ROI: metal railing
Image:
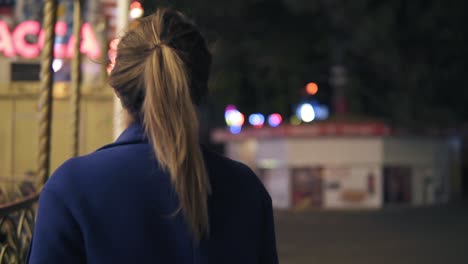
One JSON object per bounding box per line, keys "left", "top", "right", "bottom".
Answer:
{"left": 0, "top": 193, "right": 39, "bottom": 264}
{"left": 0, "top": 0, "right": 86, "bottom": 262}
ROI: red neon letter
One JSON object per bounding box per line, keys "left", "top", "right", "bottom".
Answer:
{"left": 12, "top": 20, "right": 41, "bottom": 59}
{"left": 0, "top": 21, "right": 15, "bottom": 57}
{"left": 38, "top": 21, "right": 69, "bottom": 59}
{"left": 81, "top": 23, "right": 101, "bottom": 59}
{"left": 67, "top": 23, "right": 101, "bottom": 60}
{"left": 66, "top": 35, "right": 75, "bottom": 58}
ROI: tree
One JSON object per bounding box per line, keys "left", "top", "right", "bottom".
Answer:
{"left": 141, "top": 0, "right": 468, "bottom": 127}
{"left": 316, "top": 0, "right": 468, "bottom": 126}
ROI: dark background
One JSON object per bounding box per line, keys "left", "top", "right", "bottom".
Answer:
{"left": 140, "top": 0, "right": 468, "bottom": 197}
{"left": 142, "top": 0, "right": 467, "bottom": 128}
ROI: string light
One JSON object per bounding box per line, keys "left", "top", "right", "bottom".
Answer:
{"left": 306, "top": 82, "right": 319, "bottom": 95}
{"left": 298, "top": 103, "right": 315, "bottom": 122}
{"left": 249, "top": 113, "right": 265, "bottom": 128}
{"left": 268, "top": 113, "right": 283, "bottom": 127}
{"left": 129, "top": 1, "right": 144, "bottom": 20}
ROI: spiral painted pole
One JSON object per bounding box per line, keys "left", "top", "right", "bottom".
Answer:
{"left": 38, "top": 0, "right": 58, "bottom": 184}
{"left": 71, "top": 0, "right": 83, "bottom": 157}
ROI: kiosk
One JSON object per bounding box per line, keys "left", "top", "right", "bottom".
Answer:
{"left": 212, "top": 122, "right": 461, "bottom": 209}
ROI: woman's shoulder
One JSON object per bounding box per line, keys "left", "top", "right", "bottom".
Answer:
{"left": 45, "top": 141, "right": 154, "bottom": 192}
{"left": 42, "top": 155, "right": 93, "bottom": 197}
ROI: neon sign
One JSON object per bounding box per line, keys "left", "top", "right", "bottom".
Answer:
{"left": 0, "top": 20, "right": 101, "bottom": 59}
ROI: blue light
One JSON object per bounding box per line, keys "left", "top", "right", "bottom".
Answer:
{"left": 314, "top": 105, "right": 330, "bottom": 120}
{"left": 225, "top": 104, "right": 236, "bottom": 111}
{"left": 229, "top": 125, "right": 242, "bottom": 134}
{"left": 248, "top": 113, "right": 265, "bottom": 128}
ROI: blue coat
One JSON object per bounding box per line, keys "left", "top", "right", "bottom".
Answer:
{"left": 27, "top": 123, "right": 278, "bottom": 264}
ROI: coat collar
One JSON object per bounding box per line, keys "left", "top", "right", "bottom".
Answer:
{"left": 97, "top": 123, "right": 147, "bottom": 151}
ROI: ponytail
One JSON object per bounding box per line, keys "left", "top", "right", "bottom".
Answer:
{"left": 143, "top": 41, "right": 211, "bottom": 240}
{"left": 109, "top": 8, "right": 212, "bottom": 241}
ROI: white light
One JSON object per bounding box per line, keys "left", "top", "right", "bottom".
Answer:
{"left": 130, "top": 7, "right": 144, "bottom": 19}
{"left": 299, "top": 103, "right": 315, "bottom": 123}
{"left": 52, "top": 59, "right": 63, "bottom": 73}
{"left": 225, "top": 110, "right": 236, "bottom": 126}
{"left": 225, "top": 109, "right": 245, "bottom": 127}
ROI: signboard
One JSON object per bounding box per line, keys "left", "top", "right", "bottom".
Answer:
{"left": 0, "top": 20, "right": 101, "bottom": 59}
{"left": 291, "top": 167, "right": 323, "bottom": 209}
{"left": 323, "top": 165, "right": 382, "bottom": 208}
{"left": 212, "top": 123, "right": 391, "bottom": 142}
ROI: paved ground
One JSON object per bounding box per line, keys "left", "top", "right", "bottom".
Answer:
{"left": 275, "top": 202, "right": 468, "bottom": 264}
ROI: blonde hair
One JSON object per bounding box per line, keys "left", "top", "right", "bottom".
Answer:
{"left": 109, "top": 9, "right": 212, "bottom": 240}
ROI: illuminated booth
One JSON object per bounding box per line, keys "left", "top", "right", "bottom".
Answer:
{"left": 0, "top": 1, "right": 116, "bottom": 187}
{"left": 212, "top": 122, "right": 462, "bottom": 210}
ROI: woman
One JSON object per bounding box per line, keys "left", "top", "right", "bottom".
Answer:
{"left": 27, "top": 8, "right": 278, "bottom": 264}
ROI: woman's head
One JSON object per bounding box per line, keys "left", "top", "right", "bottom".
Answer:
{"left": 109, "top": 8, "right": 212, "bottom": 241}
{"left": 109, "top": 9, "right": 211, "bottom": 117}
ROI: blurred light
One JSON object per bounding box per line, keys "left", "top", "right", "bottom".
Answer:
{"left": 0, "top": 21, "right": 15, "bottom": 57}
{"left": 236, "top": 112, "right": 245, "bottom": 126}
{"left": 258, "top": 159, "right": 280, "bottom": 169}
{"left": 12, "top": 20, "right": 41, "bottom": 58}
{"left": 298, "top": 103, "right": 315, "bottom": 122}
{"left": 290, "top": 115, "right": 301, "bottom": 126}
{"left": 306, "top": 82, "right": 319, "bottom": 95}
{"left": 249, "top": 113, "right": 265, "bottom": 128}
{"left": 313, "top": 105, "right": 330, "bottom": 120}
{"left": 130, "top": 1, "right": 144, "bottom": 19}
{"left": 229, "top": 125, "right": 242, "bottom": 134}
{"left": 0, "top": 21, "right": 101, "bottom": 60}
{"left": 107, "top": 38, "right": 120, "bottom": 74}
{"left": 53, "top": 82, "right": 68, "bottom": 99}
{"left": 224, "top": 110, "right": 236, "bottom": 126}
{"left": 67, "top": 23, "right": 101, "bottom": 59}
{"left": 268, "top": 113, "right": 283, "bottom": 127}
{"left": 225, "top": 109, "right": 245, "bottom": 127}
{"left": 52, "top": 59, "right": 63, "bottom": 73}
{"left": 130, "top": 1, "right": 142, "bottom": 9}
{"left": 225, "top": 104, "right": 236, "bottom": 111}
{"left": 53, "top": 22, "right": 68, "bottom": 58}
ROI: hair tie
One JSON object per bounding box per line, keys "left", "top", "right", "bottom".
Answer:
{"left": 152, "top": 43, "right": 162, "bottom": 50}
{"left": 150, "top": 22, "right": 163, "bottom": 50}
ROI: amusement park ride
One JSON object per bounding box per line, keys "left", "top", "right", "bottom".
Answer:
{"left": 0, "top": 0, "right": 122, "bottom": 262}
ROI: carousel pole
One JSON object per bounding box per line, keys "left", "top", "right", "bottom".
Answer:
{"left": 38, "top": 0, "right": 58, "bottom": 184}
{"left": 71, "top": 0, "right": 83, "bottom": 157}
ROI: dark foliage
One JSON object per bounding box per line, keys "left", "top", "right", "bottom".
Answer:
{"left": 141, "top": 0, "right": 467, "bottom": 127}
